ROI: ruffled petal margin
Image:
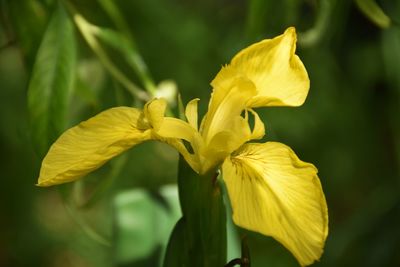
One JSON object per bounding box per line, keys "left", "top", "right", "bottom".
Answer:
{"left": 212, "top": 27, "right": 310, "bottom": 108}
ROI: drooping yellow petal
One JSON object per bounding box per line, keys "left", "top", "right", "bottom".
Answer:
{"left": 152, "top": 114, "right": 201, "bottom": 173}
{"left": 248, "top": 109, "right": 265, "bottom": 140}
{"left": 213, "top": 27, "right": 310, "bottom": 108}
{"left": 154, "top": 135, "right": 200, "bottom": 173}
{"left": 222, "top": 142, "right": 328, "bottom": 266}
{"left": 37, "top": 107, "right": 152, "bottom": 186}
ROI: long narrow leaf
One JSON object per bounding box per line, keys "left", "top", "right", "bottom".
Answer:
{"left": 27, "top": 4, "right": 76, "bottom": 157}
{"left": 355, "top": 0, "right": 391, "bottom": 28}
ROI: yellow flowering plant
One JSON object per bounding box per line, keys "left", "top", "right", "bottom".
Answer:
{"left": 37, "top": 27, "right": 328, "bottom": 266}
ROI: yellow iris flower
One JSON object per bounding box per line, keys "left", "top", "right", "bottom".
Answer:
{"left": 37, "top": 27, "right": 328, "bottom": 266}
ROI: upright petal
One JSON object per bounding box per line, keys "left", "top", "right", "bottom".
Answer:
{"left": 222, "top": 142, "right": 328, "bottom": 266}
{"left": 185, "top": 98, "right": 200, "bottom": 131}
{"left": 144, "top": 98, "right": 167, "bottom": 131}
{"left": 196, "top": 76, "right": 257, "bottom": 173}
{"left": 37, "top": 107, "right": 151, "bottom": 186}
{"left": 213, "top": 27, "right": 310, "bottom": 107}
{"left": 248, "top": 109, "right": 265, "bottom": 140}
{"left": 201, "top": 76, "right": 256, "bottom": 145}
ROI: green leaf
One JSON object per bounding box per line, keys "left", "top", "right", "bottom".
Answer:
{"left": 27, "top": 4, "right": 76, "bottom": 156}
{"left": 164, "top": 157, "right": 227, "bottom": 267}
{"left": 163, "top": 218, "right": 189, "bottom": 267}
{"left": 245, "top": 0, "right": 273, "bottom": 41}
{"left": 6, "top": 0, "right": 48, "bottom": 70}
{"left": 355, "top": 0, "right": 391, "bottom": 28}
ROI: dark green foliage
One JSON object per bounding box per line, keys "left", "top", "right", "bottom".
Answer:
{"left": 164, "top": 158, "right": 226, "bottom": 267}
{"left": 27, "top": 3, "right": 76, "bottom": 156}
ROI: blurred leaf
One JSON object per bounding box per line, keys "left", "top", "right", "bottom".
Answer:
{"left": 157, "top": 185, "right": 182, "bottom": 249}
{"left": 68, "top": 10, "right": 146, "bottom": 101}
{"left": 95, "top": 27, "right": 156, "bottom": 94}
{"left": 27, "top": 3, "right": 76, "bottom": 157}
{"left": 382, "top": 27, "right": 400, "bottom": 179}
{"left": 162, "top": 218, "right": 188, "bottom": 267}
{"left": 6, "top": 0, "right": 48, "bottom": 70}
{"left": 246, "top": 0, "right": 272, "bottom": 41}
{"left": 114, "top": 185, "right": 181, "bottom": 265}
{"left": 114, "top": 189, "right": 158, "bottom": 263}
{"left": 97, "top": 0, "right": 132, "bottom": 39}
{"left": 354, "top": 0, "right": 391, "bottom": 28}
{"left": 382, "top": 27, "right": 400, "bottom": 91}
{"left": 298, "top": 0, "right": 333, "bottom": 48}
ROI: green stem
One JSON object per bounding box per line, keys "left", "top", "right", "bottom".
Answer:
{"left": 164, "top": 157, "right": 227, "bottom": 267}
{"left": 245, "top": 0, "right": 271, "bottom": 41}
{"left": 224, "top": 236, "right": 251, "bottom": 267}
{"left": 354, "top": 0, "right": 391, "bottom": 29}
{"left": 224, "top": 258, "right": 242, "bottom": 267}
{"left": 298, "top": 0, "right": 333, "bottom": 48}
{"left": 63, "top": 0, "right": 148, "bottom": 101}
{"left": 97, "top": 0, "right": 157, "bottom": 95}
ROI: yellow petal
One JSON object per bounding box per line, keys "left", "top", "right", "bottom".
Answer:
{"left": 202, "top": 76, "right": 256, "bottom": 144}
{"left": 206, "top": 116, "right": 251, "bottom": 158}
{"left": 154, "top": 117, "right": 201, "bottom": 172}
{"left": 156, "top": 136, "right": 200, "bottom": 173}
{"left": 214, "top": 27, "right": 310, "bottom": 107}
{"left": 144, "top": 98, "right": 167, "bottom": 130}
{"left": 222, "top": 142, "right": 328, "bottom": 266}
{"left": 185, "top": 98, "right": 200, "bottom": 131}
{"left": 37, "top": 107, "right": 151, "bottom": 186}
{"left": 156, "top": 117, "right": 197, "bottom": 143}
{"left": 248, "top": 109, "right": 265, "bottom": 140}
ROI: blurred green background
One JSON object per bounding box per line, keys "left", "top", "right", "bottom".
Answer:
{"left": 1, "top": 0, "right": 399, "bottom": 266}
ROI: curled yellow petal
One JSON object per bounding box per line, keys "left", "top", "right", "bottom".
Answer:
{"left": 213, "top": 27, "right": 310, "bottom": 108}
{"left": 156, "top": 117, "right": 198, "bottom": 143}
{"left": 222, "top": 142, "right": 328, "bottom": 266}
{"left": 37, "top": 107, "right": 152, "bottom": 186}
{"left": 248, "top": 109, "right": 265, "bottom": 140}
{"left": 202, "top": 76, "right": 256, "bottom": 145}
{"left": 185, "top": 98, "right": 200, "bottom": 131}
{"left": 144, "top": 98, "right": 167, "bottom": 131}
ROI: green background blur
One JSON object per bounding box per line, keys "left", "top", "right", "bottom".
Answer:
{"left": 1, "top": 0, "right": 399, "bottom": 266}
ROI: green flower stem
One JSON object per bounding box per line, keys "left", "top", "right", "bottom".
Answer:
{"left": 224, "top": 237, "right": 251, "bottom": 267}
{"left": 245, "top": 0, "right": 272, "bottom": 41}
{"left": 97, "top": 0, "right": 157, "bottom": 95}
{"left": 224, "top": 259, "right": 242, "bottom": 267}
{"left": 63, "top": 1, "right": 148, "bottom": 102}
{"left": 354, "top": 0, "right": 391, "bottom": 29}
{"left": 298, "top": 0, "right": 333, "bottom": 48}
{"left": 164, "top": 157, "right": 227, "bottom": 267}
